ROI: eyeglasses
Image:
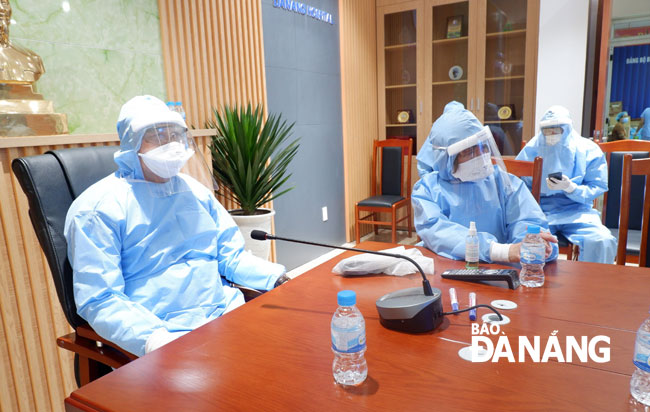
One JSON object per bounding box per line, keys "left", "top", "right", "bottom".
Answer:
{"left": 142, "top": 126, "right": 188, "bottom": 145}
{"left": 542, "top": 127, "right": 563, "bottom": 136}
{"left": 456, "top": 143, "right": 490, "bottom": 163}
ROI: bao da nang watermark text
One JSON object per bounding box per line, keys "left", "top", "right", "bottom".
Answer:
{"left": 470, "top": 322, "right": 611, "bottom": 363}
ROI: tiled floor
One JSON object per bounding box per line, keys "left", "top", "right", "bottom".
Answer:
{"left": 356, "top": 229, "right": 419, "bottom": 246}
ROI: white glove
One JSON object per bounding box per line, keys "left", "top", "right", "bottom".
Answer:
{"left": 546, "top": 175, "right": 577, "bottom": 193}
{"left": 145, "top": 328, "right": 189, "bottom": 354}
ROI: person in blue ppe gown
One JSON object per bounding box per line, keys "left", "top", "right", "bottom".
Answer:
{"left": 413, "top": 101, "right": 558, "bottom": 263}
{"left": 64, "top": 95, "right": 288, "bottom": 357}
{"left": 634, "top": 107, "right": 650, "bottom": 140}
{"left": 516, "top": 105, "right": 617, "bottom": 264}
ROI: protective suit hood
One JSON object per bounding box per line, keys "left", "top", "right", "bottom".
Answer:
{"left": 114, "top": 95, "right": 187, "bottom": 179}
{"left": 417, "top": 101, "right": 484, "bottom": 180}
{"left": 538, "top": 105, "right": 572, "bottom": 147}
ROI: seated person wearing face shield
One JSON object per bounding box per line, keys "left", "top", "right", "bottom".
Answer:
{"left": 64, "top": 95, "right": 289, "bottom": 357}
{"left": 516, "top": 105, "right": 616, "bottom": 264}
{"left": 413, "top": 101, "right": 558, "bottom": 263}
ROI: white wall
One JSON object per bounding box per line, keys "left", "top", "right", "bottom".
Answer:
{"left": 535, "top": 0, "right": 590, "bottom": 135}
{"left": 612, "top": 0, "right": 650, "bottom": 19}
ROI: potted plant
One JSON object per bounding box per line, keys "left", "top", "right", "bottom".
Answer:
{"left": 207, "top": 103, "right": 299, "bottom": 259}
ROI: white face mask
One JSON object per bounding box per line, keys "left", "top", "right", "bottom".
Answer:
{"left": 545, "top": 133, "right": 562, "bottom": 146}
{"left": 452, "top": 153, "right": 493, "bottom": 182}
{"left": 139, "top": 141, "right": 194, "bottom": 179}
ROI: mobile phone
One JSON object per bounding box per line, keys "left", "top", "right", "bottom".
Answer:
{"left": 548, "top": 172, "right": 562, "bottom": 181}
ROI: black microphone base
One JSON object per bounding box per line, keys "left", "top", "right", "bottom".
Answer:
{"left": 375, "top": 287, "right": 443, "bottom": 333}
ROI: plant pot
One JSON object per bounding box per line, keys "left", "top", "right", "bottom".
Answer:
{"left": 229, "top": 208, "right": 275, "bottom": 260}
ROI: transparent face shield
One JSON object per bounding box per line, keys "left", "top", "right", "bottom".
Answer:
{"left": 445, "top": 126, "right": 512, "bottom": 192}
{"left": 541, "top": 126, "right": 563, "bottom": 146}
{"left": 131, "top": 123, "right": 218, "bottom": 197}
{"left": 426, "top": 126, "right": 514, "bottom": 233}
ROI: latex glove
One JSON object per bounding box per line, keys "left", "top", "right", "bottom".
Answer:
{"left": 546, "top": 175, "right": 577, "bottom": 193}
{"left": 145, "top": 328, "right": 189, "bottom": 354}
{"left": 538, "top": 231, "right": 558, "bottom": 259}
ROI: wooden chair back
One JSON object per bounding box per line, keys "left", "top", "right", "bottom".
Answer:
{"left": 501, "top": 156, "right": 543, "bottom": 203}
{"left": 618, "top": 154, "right": 650, "bottom": 267}
{"left": 598, "top": 140, "right": 650, "bottom": 228}
{"left": 372, "top": 138, "right": 413, "bottom": 199}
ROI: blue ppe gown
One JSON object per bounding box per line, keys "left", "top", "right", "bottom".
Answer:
{"left": 64, "top": 96, "right": 285, "bottom": 356}
{"left": 639, "top": 107, "right": 650, "bottom": 140}
{"left": 516, "top": 106, "right": 616, "bottom": 264}
{"left": 413, "top": 101, "right": 558, "bottom": 263}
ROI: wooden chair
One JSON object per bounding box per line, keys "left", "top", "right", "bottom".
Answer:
{"left": 617, "top": 154, "right": 650, "bottom": 266}
{"left": 501, "top": 156, "right": 543, "bottom": 203}
{"left": 599, "top": 140, "right": 650, "bottom": 264}
{"left": 355, "top": 138, "right": 413, "bottom": 244}
{"left": 502, "top": 156, "right": 577, "bottom": 260}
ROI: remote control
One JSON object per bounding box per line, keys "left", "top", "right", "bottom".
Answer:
{"left": 441, "top": 268, "right": 520, "bottom": 290}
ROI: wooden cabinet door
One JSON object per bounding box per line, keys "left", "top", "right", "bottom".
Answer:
{"left": 377, "top": 1, "right": 425, "bottom": 152}
{"left": 425, "top": 0, "right": 478, "bottom": 138}
{"left": 475, "top": 0, "right": 539, "bottom": 155}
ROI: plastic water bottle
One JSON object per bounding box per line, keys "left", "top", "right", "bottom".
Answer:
{"left": 331, "top": 290, "right": 367, "bottom": 386}
{"left": 519, "top": 225, "right": 545, "bottom": 287}
{"left": 465, "top": 221, "right": 479, "bottom": 269}
{"left": 175, "top": 101, "right": 186, "bottom": 121}
{"left": 631, "top": 309, "right": 650, "bottom": 406}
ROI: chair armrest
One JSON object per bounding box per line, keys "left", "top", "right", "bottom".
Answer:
{"left": 75, "top": 324, "right": 138, "bottom": 360}
{"left": 230, "top": 283, "right": 265, "bottom": 301}
{"left": 57, "top": 331, "right": 135, "bottom": 370}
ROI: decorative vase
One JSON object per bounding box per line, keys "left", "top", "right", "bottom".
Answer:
{"left": 229, "top": 208, "right": 275, "bottom": 260}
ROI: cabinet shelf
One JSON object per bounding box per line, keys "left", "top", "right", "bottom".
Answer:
{"left": 486, "top": 29, "right": 526, "bottom": 38}
{"left": 485, "top": 75, "right": 525, "bottom": 81}
{"left": 385, "top": 42, "right": 417, "bottom": 50}
{"left": 377, "top": 1, "right": 536, "bottom": 156}
{"left": 484, "top": 120, "right": 522, "bottom": 124}
{"left": 386, "top": 83, "right": 416, "bottom": 89}
{"left": 432, "top": 36, "right": 468, "bottom": 45}
{"left": 432, "top": 79, "right": 468, "bottom": 86}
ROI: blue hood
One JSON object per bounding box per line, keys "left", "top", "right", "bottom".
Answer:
{"left": 114, "top": 95, "right": 186, "bottom": 179}
{"left": 417, "top": 101, "right": 484, "bottom": 180}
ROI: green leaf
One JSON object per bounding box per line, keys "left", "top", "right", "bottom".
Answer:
{"left": 207, "top": 104, "right": 300, "bottom": 215}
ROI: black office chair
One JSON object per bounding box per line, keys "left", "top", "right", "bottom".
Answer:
{"left": 12, "top": 145, "right": 263, "bottom": 387}
{"left": 12, "top": 146, "right": 136, "bottom": 387}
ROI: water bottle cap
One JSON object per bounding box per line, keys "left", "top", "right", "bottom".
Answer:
{"left": 527, "top": 225, "right": 540, "bottom": 234}
{"left": 337, "top": 290, "right": 356, "bottom": 306}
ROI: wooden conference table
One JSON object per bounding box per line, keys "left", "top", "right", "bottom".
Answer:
{"left": 65, "top": 241, "right": 649, "bottom": 411}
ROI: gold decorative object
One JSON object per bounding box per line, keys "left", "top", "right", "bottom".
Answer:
{"left": 396, "top": 110, "right": 412, "bottom": 124}
{"left": 497, "top": 105, "right": 515, "bottom": 120}
{"left": 0, "top": 0, "right": 68, "bottom": 136}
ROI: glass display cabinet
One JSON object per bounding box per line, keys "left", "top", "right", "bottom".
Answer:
{"left": 378, "top": 0, "right": 538, "bottom": 155}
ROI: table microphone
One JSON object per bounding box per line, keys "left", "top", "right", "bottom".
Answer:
{"left": 251, "top": 230, "right": 444, "bottom": 333}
